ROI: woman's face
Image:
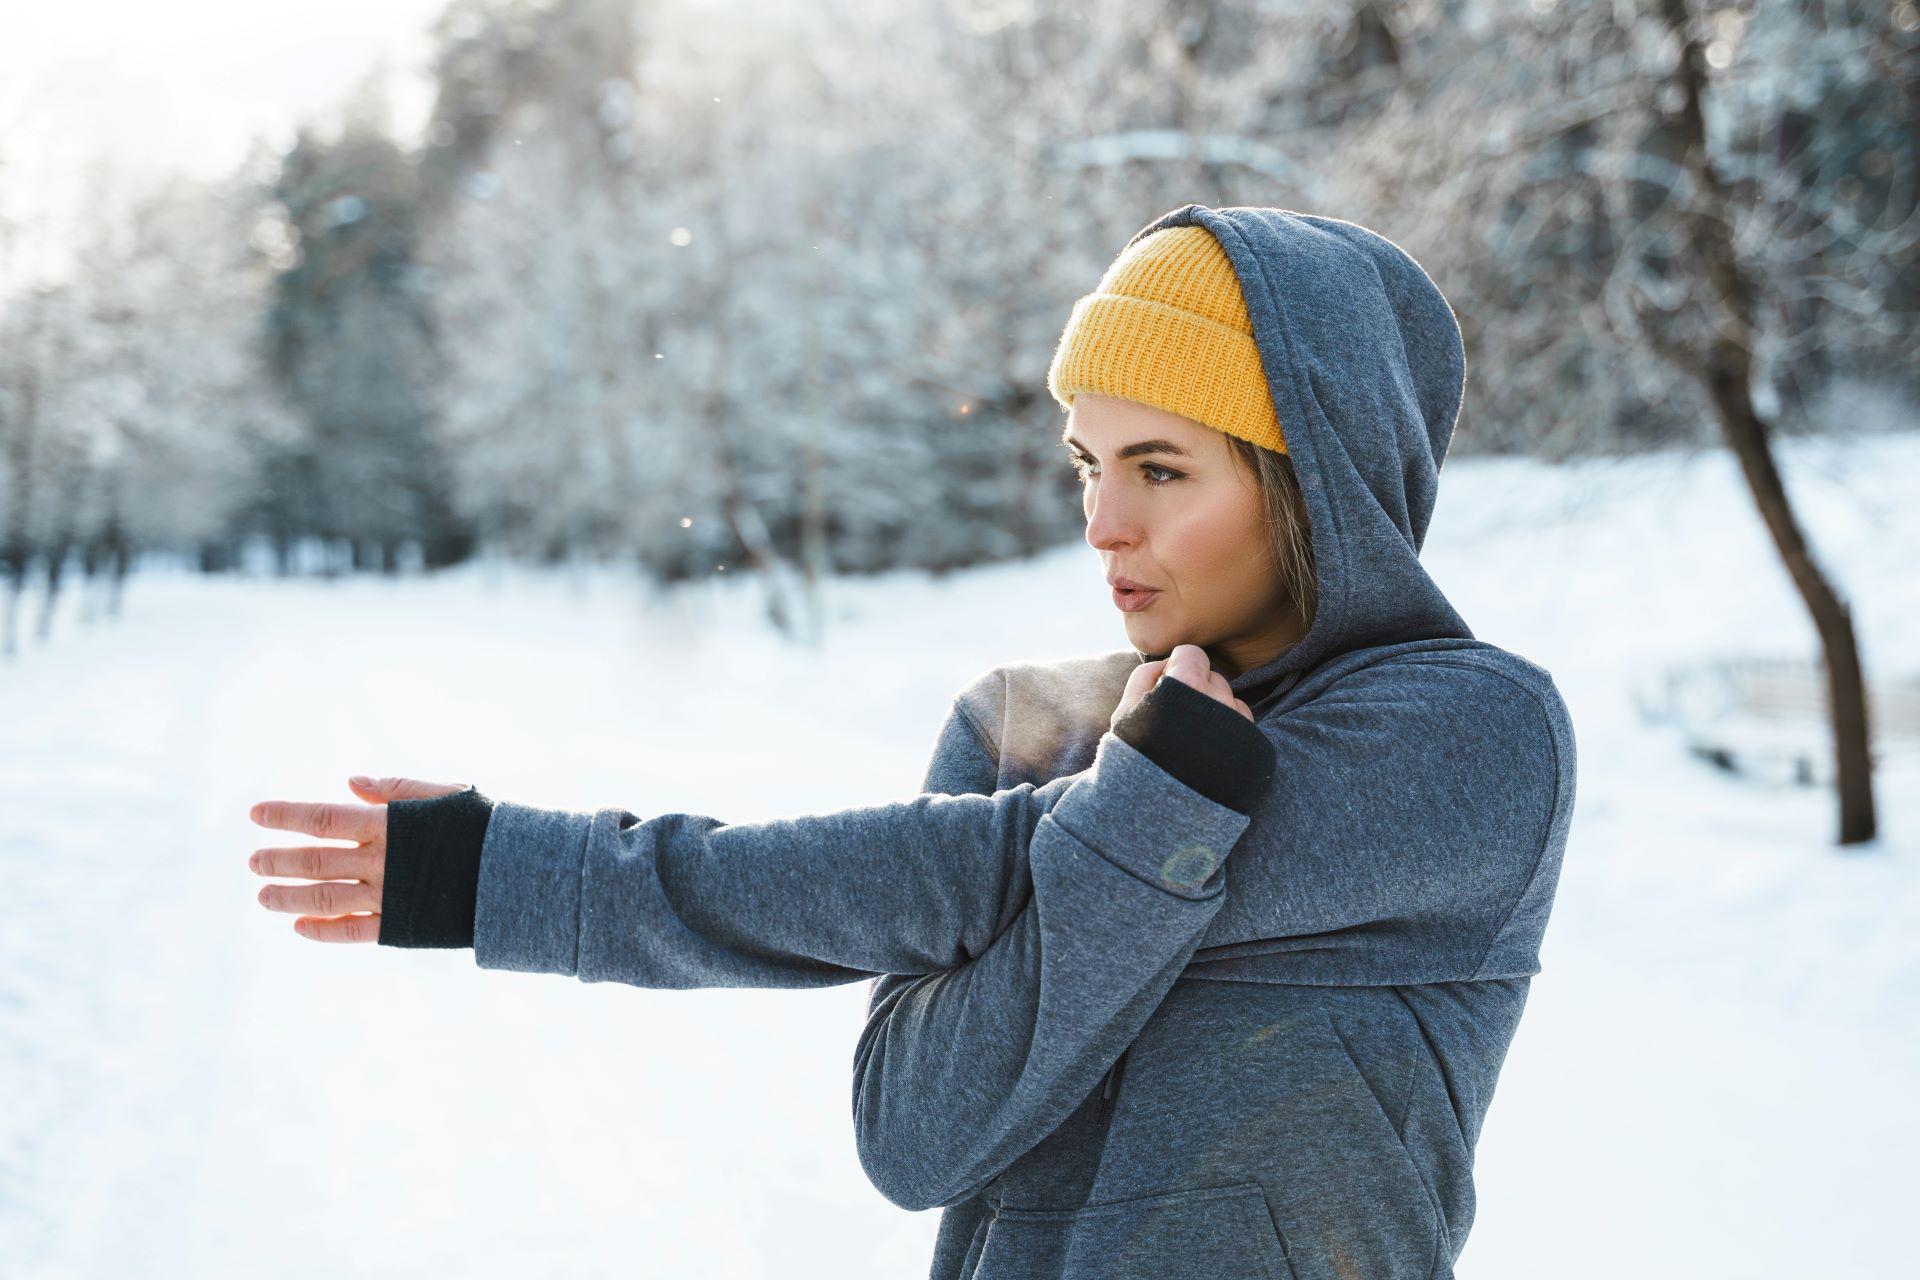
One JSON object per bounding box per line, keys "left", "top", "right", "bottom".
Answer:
{"left": 1064, "top": 393, "right": 1304, "bottom": 680}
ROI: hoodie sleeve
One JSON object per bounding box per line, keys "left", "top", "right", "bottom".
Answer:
{"left": 848, "top": 658, "right": 1575, "bottom": 1210}
{"left": 1180, "top": 656, "right": 1574, "bottom": 985}
{"left": 470, "top": 678, "right": 1272, "bottom": 991}
{"left": 848, "top": 681, "right": 1275, "bottom": 1213}
{"left": 851, "top": 741, "right": 1256, "bottom": 1212}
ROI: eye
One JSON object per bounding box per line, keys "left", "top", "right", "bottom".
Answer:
{"left": 1067, "top": 455, "right": 1185, "bottom": 486}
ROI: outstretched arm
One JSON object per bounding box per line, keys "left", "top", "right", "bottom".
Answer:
{"left": 368, "top": 650, "right": 1273, "bottom": 993}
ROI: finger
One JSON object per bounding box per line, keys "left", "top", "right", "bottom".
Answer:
{"left": 249, "top": 800, "right": 382, "bottom": 843}
{"left": 258, "top": 879, "right": 381, "bottom": 917}
{"left": 292, "top": 913, "right": 381, "bottom": 944}
{"left": 347, "top": 775, "right": 470, "bottom": 803}
{"left": 1164, "top": 644, "right": 1210, "bottom": 688}
{"left": 1201, "top": 670, "right": 1256, "bottom": 720}
{"left": 1113, "top": 659, "right": 1166, "bottom": 728}
{"left": 1124, "top": 659, "right": 1166, "bottom": 696}
{"left": 250, "top": 843, "right": 381, "bottom": 883}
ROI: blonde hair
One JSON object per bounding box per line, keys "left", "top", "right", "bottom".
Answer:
{"left": 1225, "top": 436, "right": 1317, "bottom": 634}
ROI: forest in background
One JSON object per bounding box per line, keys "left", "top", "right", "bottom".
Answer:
{"left": 0, "top": 0, "right": 1914, "bottom": 639}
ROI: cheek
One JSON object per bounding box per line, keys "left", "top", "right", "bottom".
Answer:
{"left": 1161, "top": 489, "right": 1272, "bottom": 610}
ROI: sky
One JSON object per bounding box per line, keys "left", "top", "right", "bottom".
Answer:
{"left": 0, "top": 0, "right": 450, "bottom": 286}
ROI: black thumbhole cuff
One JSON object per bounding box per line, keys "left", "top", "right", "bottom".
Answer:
{"left": 378, "top": 785, "right": 495, "bottom": 950}
{"left": 1111, "top": 677, "right": 1277, "bottom": 815}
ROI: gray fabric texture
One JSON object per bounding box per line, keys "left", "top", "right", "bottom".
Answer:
{"left": 470, "top": 203, "right": 1578, "bottom": 1280}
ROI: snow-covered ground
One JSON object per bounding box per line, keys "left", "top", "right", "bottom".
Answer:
{"left": 4, "top": 430, "right": 1916, "bottom": 1278}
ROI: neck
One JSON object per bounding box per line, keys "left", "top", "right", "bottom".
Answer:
{"left": 1134, "top": 608, "right": 1308, "bottom": 680}
{"left": 1210, "top": 608, "right": 1309, "bottom": 680}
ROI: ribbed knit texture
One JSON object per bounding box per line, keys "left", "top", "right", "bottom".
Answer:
{"left": 1046, "top": 224, "right": 1288, "bottom": 454}
{"left": 378, "top": 785, "right": 494, "bottom": 949}
{"left": 1111, "top": 675, "right": 1274, "bottom": 815}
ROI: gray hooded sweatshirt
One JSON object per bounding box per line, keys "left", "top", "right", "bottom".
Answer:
{"left": 465, "top": 203, "right": 1578, "bottom": 1280}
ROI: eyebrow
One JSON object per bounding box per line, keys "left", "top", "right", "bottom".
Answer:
{"left": 1060, "top": 434, "right": 1194, "bottom": 461}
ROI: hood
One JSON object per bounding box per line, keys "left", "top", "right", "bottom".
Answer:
{"left": 1116, "top": 204, "right": 1473, "bottom": 714}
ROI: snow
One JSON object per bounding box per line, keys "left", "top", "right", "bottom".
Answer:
{"left": 3, "top": 430, "right": 1917, "bottom": 1278}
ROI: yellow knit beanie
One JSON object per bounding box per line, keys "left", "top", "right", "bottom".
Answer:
{"left": 1045, "top": 224, "right": 1287, "bottom": 455}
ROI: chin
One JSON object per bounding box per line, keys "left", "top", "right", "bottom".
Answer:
{"left": 1122, "top": 617, "right": 1175, "bottom": 655}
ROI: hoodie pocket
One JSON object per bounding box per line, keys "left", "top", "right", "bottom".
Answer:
{"left": 968, "top": 1181, "right": 1297, "bottom": 1280}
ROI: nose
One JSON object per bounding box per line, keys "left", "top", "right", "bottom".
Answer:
{"left": 1082, "top": 476, "right": 1141, "bottom": 553}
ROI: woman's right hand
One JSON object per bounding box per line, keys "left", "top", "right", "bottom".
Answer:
{"left": 1110, "top": 643, "right": 1255, "bottom": 730}
{"left": 249, "top": 775, "right": 469, "bottom": 942}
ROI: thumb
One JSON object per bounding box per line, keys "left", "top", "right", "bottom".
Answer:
{"left": 348, "top": 775, "right": 469, "bottom": 803}
{"left": 1162, "top": 643, "right": 1210, "bottom": 688}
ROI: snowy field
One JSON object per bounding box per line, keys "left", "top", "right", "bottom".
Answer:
{"left": 4, "top": 430, "right": 1917, "bottom": 1279}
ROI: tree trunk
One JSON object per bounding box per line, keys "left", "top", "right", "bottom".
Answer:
{"left": 1657, "top": 0, "right": 1876, "bottom": 845}
{"left": 1, "top": 362, "right": 40, "bottom": 660}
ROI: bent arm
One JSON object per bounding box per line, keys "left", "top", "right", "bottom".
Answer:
{"left": 851, "top": 739, "right": 1246, "bottom": 1211}
{"left": 851, "top": 679, "right": 1275, "bottom": 1211}
{"left": 847, "top": 661, "right": 1571, "bottom": 1211}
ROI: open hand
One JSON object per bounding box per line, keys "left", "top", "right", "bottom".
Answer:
{"left": 248, "top": 775, "right": 468, "bottom": 943}
{"left": 1110, "top": 643, "right": 1254, "bottom": 731}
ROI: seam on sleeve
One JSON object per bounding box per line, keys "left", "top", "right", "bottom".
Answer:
{"left": 954, "top": 701, "right": 1001, "bottom": 764}
{"left": 951, "top": 663, "right": 1007, "bottom": 760}
{"left": 1411, "top": 660, "right": 1564, "bottom": 982}
{"left": 571, "top": 809, "right": 595, "bottom": 977}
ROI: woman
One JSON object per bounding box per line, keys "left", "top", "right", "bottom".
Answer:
{"left": 249, "top": 203, "right": 1577, "bottom": 1280}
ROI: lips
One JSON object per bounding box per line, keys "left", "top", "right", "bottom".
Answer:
{"left": 1111, "top": 585, "right": 1161, "bottom": 613}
